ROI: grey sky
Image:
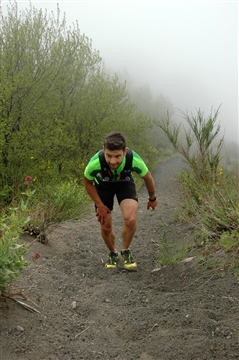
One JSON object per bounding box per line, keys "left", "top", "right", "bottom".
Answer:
{"left": 3, "top": 0, "right": 239, "bottom": 143}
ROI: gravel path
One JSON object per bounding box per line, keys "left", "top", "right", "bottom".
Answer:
{"left": 1, "top": 157, "right": 239, "bottom": 360}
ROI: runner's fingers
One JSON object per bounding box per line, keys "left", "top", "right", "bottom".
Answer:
{"left": 147, "top": 201, "right": 158, "bottom": 210}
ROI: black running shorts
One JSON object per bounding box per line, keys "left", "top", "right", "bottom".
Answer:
{"left": 95, "top": 181, "right": 138, "bottom": 211}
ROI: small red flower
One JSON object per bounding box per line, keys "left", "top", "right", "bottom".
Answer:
{"left": 24, "top": 176, "right": 33, "bottom": 184}
{"left": 33, "top": 252, "right": 41, "bottom": 260}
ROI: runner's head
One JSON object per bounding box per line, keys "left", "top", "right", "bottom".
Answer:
{"left": 103, "top": 131, "right": 126, "bottom": 151}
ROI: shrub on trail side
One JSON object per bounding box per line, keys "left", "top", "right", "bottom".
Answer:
{"left": 156, "top": 107, "right": 239, "bottom": 270}
{"left": 0, "top": 179, "right": 89, "bottom": 294}
{"left": 25, "top": 180, "right": 89, "bottom": 238}
{"left": 0, "top": 200, "right": 30, "bottom": 295}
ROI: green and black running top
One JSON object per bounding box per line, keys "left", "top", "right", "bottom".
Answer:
{"left": 84, "top": 148, "right": 148, "bottom": 184}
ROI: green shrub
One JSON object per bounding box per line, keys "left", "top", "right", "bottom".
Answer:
{"left": 157, "top": 107, "right": 239, "bottom": 271}
{"left": 0, "top": 201, "right": 30, "bottom": 295}
{"left": 220, "top": 230, "right": 239, "bottom": 252}
{"left": 26, "top": 180, "right": 89, "bottom": 233}
{"left": 195, "top": 169, "right": 238, "bottom": 239}
{"left": 156, "top": 106, "right": 223, "bottom": 186}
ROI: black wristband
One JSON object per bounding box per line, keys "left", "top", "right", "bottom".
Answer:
{"left": 148, "top": 196, "right": 157, "bottom": 202}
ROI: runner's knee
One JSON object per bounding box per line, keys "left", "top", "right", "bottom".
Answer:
{"left": 101, "top": 222, "right": 112, "bottom": 235}
{"left": 124, "top": 216, "right": 136, "bottom": 230}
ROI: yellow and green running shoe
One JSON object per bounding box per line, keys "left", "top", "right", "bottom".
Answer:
{"left": 121, "top": 249, "right": 137, "bottom": 270}
{"left": 105, "top": 252, "right": 119, "bottom": 269}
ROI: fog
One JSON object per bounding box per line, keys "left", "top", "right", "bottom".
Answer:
{"left": 3, "top": 0, "right": 238, "bottom": 143}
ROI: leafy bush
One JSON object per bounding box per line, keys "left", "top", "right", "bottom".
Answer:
{"left": 0, "top": 201, "right": 30, "bottom": 295}
{"left": 157, "top": 107, "right": 239, "bottom": 270}
{"left": 156, "top": 107, "right": 223, "bottom": 184}
{"left": 25, "top": 180, "right": 89, "bottom": 236}
{"left": 198, "top": 169, "right": 239, "bottom": 238}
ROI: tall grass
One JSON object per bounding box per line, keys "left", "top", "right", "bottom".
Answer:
{"left": 21, "top": 180, "right": 90, "bottom": 239}
{"left": 0, "top": 197, "right": 30, "bottom": 295}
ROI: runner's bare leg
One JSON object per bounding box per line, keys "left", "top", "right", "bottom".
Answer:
{"left": 100, "top": 213, "right": 117, "bottom": 252}
{"left": 120, "top": 199, "right": 138, "bottom": 249}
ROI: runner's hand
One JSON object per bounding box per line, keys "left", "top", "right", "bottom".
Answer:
{"left": 147, "top": 199, "right": 158, "bottom": 210}
{"left": 96, "top": 205, "right": 111, "bottom": 224}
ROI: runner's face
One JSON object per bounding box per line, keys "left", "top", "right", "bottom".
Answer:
{"left": 104, "top": 148, "right": 127, "bottom": 169}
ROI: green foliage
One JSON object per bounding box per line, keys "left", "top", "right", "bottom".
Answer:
{"left": 200, "top": 171, "right": 239, "bottom": 238}
{"left": 156, "top": 107, "right": 224, "bottom": 184}
{"left": 157, "top": 107, "right": 239, "bottom": 272}
{"left": 0, "top": 179, "right": 89, "bottom": 294}
{"left": 0, "top": 185, "right": 14, "bottom": 206}
{"left": 0, "top": 1, "right": 163, "bottom": 197}
{"left": 220, "top": 231, "right": 239, "bottom": 252}
{"left": 46, "top": 181, "right": 89, "bottom": 222}
{"left": 24, "top": 180, "right": 90, "bottom": 234}
{"left": 1, "top": 1, "right": 102, "bottom": 189}
{"left": 179, "top": 167, "right": 239, "bottom": 241}
{"left": 0, "top": 198, "right": 30, "bottom": 295}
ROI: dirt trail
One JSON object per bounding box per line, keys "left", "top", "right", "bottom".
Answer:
{"left": 0, "top": 157, "right": 239, "bottom": 360}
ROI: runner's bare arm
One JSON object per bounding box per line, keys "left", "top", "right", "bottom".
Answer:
{"left": 142, "top": 172, "right": 158, "bottom": 210}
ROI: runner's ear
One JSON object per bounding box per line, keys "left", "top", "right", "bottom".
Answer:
{"left": 124, "top": 147, "right": 129, "bottom": 155}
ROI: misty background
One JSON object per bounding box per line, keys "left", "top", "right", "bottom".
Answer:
{"left": 3, "top": 0, "right": 238, "bottom": 144}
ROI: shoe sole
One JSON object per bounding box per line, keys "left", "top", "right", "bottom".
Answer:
{"left": 121, "top": 255, "right": 137, "bottom": 270}
{"left": 105, "top": 264, "right": 117, "bottom": 269}
{"left": 123, "top": 262, "right": 137, "bottom": 270}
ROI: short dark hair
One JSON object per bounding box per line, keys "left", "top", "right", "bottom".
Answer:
{"left": 103, "top": 131, "right": 126, "bottom": 151}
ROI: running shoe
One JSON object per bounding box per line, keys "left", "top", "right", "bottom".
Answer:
{"left": 105, "top": 252, "right": 119, "bottom": 269}
{"left": 121, "top": 249, "right": 137, "bottom": 270}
